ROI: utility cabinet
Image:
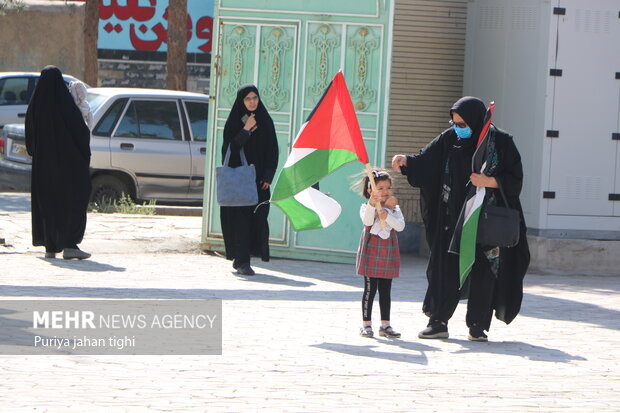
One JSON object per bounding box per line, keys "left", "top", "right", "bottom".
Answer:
{"left": 463, "top": 0, "right": 620, "bottom": 239}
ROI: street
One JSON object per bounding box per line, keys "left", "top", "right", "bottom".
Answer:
{"left": 1, "top": 192, "right": 619, "bottom": 412}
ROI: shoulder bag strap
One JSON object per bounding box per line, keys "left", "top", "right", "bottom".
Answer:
{"left": 495, "top": 180, "right": 511, "bottom": 208}
{"left": 223, "top": 144, "right": 249, "bottom": 166}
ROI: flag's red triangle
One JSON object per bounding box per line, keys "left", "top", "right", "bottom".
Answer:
{"left": 293, "top": 72, "right": 369, "bottom": 164}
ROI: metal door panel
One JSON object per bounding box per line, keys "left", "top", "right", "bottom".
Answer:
{"left": 206, "top": 21, "right": 298, "bottom": 243}
{"left": 548, "top": 1, "right": 619, "bottom": 216}
{"left": 203, "top": 2, "right": 393, "bottom": 262}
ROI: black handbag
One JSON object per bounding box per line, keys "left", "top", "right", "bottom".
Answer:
{"left": 477, "top": 183, "right": 520, "bottom": 248}
{"left": 216, "top": 146, "right": 258, "bottom": 207}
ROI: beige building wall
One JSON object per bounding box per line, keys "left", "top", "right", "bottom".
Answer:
{"left": 0, "top": 0, "right": 85, "bottom": 79}
{"left": 388, "top": 0, "right": 468, "bottom": 223}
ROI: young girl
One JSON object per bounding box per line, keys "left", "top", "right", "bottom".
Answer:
{"left": 356, "top": 169, "right": 405, "bottom": 338}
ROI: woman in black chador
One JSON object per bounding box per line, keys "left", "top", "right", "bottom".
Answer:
{"left": 25, "top": 66, "right": 92, "bottom": 260}
{"left": 221, "top": 85, "right": 279, "bottom": 275}
{"left": 392, "top": 96, "right": 530, "bottom": 341}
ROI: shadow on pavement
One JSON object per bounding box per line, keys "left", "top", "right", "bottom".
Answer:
{"left": 0, "top": 285, "right": 364, "bottom": 301}
{"left": 450, "top": 338, "right": 586, "bottom": 363}
{"left": 37, "top": 257, "right": 126, "bottom": 272}
{"left": 521, "top": 292, "right": 620, "bottom": 331}
{"left": 311, "top": 341, "right": 437, "bottom": 365}
{"left": 234, "top": 272, "right": 316, "bottom": 287}
{"left": 257, "top": 255, "right": 428, "bottom": 302}
{"left": 524, "top": 275, "right": 620, "bottom": 293}
{"left": 0, "top": 192, "right": 30, "bottom": 212}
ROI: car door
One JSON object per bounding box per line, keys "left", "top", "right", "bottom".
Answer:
{"left": 110, "top": 98, "right": 192, "bottom": 200}
{"left": 0, "top": 76, "right": 32, "bottom": 130}
{"left": 182, "top": 99, "right": 208, "bottom": 199}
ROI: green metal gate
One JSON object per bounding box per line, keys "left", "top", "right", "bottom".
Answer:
{"left": 202, "top": 0, "right": 394, "bottom": 263}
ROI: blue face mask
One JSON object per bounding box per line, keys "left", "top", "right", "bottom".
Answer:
{"left": 453, "top": 125, "right": 472, "bottom": 139}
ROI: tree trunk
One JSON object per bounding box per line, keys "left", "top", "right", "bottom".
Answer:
{"left": 166, "top": 0, "right": 188, "bottom": 91}
{"left": 83, "top": 0, "right": 100, "bottom": 86}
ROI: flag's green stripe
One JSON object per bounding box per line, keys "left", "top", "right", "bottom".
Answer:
{"left": 271, "top": 149, "right": 358, "bottom": 201}
{"left": 273, "top": 197, "right": 323, "bottom": 231}
{"left": 459, "top": 207, "right": 482, "bottom": 287}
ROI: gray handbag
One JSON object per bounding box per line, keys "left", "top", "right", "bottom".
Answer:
{"left": 216, "top": 146, "right": 258, "bottom": 206}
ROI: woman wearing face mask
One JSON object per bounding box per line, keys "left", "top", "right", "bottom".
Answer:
{"left": 392, "top": 96, "right": 529, "bottom": 342}
{"left": 220, "top": 84, "right": 279, "bottom": 276}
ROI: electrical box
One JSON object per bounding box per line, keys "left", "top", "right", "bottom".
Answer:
{"left": 463, "top": 0, "right": 620, "bottom": 239}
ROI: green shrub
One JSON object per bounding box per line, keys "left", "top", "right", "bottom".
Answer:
{"left": 88, "top": 193, "right": 157, "bottom": 215}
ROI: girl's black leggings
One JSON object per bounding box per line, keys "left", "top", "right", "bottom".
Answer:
{"left": 362, "top": 277, "right": 392, "bottom": 321}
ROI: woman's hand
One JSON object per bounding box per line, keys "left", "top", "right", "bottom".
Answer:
{"left": 243, "top": 114, "right": 257, "bottom": 131}
{"left": 260, "top": 181, "right": 270, "bottom": 190}
{"left": 470, "top": 173, "right": 498, "bottom": 188}
{"left": 391, "top": 155, "right": 407, "bottom": 172}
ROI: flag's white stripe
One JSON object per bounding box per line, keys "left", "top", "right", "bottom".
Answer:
{"left": 283, "top": 147, "right": 316, "bottom": 168}
{"left": 464, "top": 187, "right": 486, "bottom": 222}
{"left": 282, "top": 121, "right": 311, "bottom": 168}
{"left": 293, "top": 187, "right": 341, "bottom": 228}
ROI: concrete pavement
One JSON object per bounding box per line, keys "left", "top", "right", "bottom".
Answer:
{"left": 1, "top": 192, "right": 619, "bottom": 412}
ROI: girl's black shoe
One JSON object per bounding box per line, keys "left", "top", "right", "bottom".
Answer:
{"left": 379, "top": 326, "right": 401, "bottom": 338}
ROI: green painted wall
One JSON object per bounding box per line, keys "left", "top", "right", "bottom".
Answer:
{"left": 202, "top": 0, "right": 394, "bottom": 263}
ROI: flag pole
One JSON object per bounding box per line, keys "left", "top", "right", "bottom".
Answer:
{"left": 365, "top": 163, "right": 387, "bottom": 227}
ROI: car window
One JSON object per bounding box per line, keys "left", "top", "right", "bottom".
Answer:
{"left": 0, "top": 77, "right": 30, "bottom": 105}
{"left": 93, "top": 98, "right": 127, "bottom": 136}
{"left": 115, "top": 100, "right": 182, "bottom": 141}
{"left": 115, "top": 102, "right": 140, "bottom": 138}
{"left": 86, "top": 92, "right": 109, "bottom": 114}
{"left": 184, "top": 101, "right": 208, "bottom": 142}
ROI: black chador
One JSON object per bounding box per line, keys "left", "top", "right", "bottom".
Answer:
{"left": 402, "top": 97, "right": 530, "bottom": 333}
{"left": 25, "top": 66, "right": 91, "bottom": 254}
{"left": 220, "top": 85, "right": 279, "bottom": 270}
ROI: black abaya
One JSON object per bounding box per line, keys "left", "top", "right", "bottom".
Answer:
{"left": 220, "top": 85, "right": 279, "bottom": 264}
{"left": 402, "top": 97, "right": 530, "bottom": 328}
{"left": 25, "top": 66, "right": 91, "bottom": 253}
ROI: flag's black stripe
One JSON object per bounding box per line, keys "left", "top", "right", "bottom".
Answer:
{"left": 305, "top": 79, "right": 335, "bottom": 123}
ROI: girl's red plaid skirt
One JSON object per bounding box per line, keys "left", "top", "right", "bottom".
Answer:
{"left": 355, "top": 226, "right": 400, "bottom": 279}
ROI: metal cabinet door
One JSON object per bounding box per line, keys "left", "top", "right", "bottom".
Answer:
{"left": 548, "top": 0, "right": 620, "bottom": 216}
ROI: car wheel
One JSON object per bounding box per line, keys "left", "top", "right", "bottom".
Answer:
{"left": 90, "top": 174, "right": 131, "bottom": 205}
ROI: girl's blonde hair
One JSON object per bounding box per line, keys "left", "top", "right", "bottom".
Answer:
{"left": 352, "top": 168, "right": 392, "bottom": 199}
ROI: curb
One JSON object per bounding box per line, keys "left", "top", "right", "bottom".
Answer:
{"left": 135, "top": 205, "right": 203, "bottom": 217}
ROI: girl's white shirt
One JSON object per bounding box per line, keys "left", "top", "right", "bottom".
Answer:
{"left": 360, "top": 202, "right": 405, "bottom": 239}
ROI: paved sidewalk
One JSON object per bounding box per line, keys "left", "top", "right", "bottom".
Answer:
{"left": 1, "top": 192, "right": 619, "bottom": 412}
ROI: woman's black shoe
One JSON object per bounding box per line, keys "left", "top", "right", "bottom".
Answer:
{"left": 418, "top": 321, "right": 449, "bottom": 339}
{"left": 468, "top": 324, "right": 488, "bottom": 342}
{"left": 237, "top": 264, "right": 255, "bottom": 276}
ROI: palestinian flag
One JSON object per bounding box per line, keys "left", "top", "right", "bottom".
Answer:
{"left": 270, "top": 72, "right": 369, "bottom": 231}
{"left": 448, "top": 102, "right": 495, "bottom": 287}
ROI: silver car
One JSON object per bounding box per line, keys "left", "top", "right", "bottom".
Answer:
{"left": 0, "top": 87, "right": 209, "bottom": 204}
{"left": 0, "top": 72, "right": 84, "bottom": 130}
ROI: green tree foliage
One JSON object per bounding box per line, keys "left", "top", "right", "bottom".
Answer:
{"left": 0, "top": 0, "right": 25, "bottom": 16}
